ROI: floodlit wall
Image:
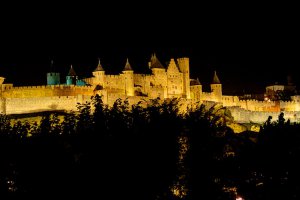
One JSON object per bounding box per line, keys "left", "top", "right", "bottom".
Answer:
{"left": 4, "top": 96, "right": 78, "bottom": 114}
{"left": 228, "top": 106, "right": 300, "bottom": 123}
{"left": 2, "top": 56, "right": 300, "bottom": 118}
{"left": 133, "top": 74, "right": 151, "bottom": 95}
{"left": 167, "top": 59, "right": 184, "bottom": 97}
{"left": 105, "top": 75, "right": 125, "bottom": 90}
{"left": 2, "top": 85, "right": 95, "bottom": 98}
{"left": 190, "top": 85, "right": 202, "bottom": 101}
{"left": 222, "top": 95, "right": 239, "bottom": 107}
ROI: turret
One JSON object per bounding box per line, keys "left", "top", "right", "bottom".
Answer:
{"left": 0, "top": 77, "right": 4, "bottom": 85}
{"left": 92, "top": 58, "right": 106, "bottom": 87}
{"left": 66, "top": 65, "right": 77, "bottom": 85}
{"left": 149, "top": 53, "right": 167, "bottom": 98}
{"left": 0, "top": 76, "right": 5, "bottom": 113}
{"left": 190, "top": 78, "right": 202, "bottom": 101}
{"left": 148, "top": 53, "right": 165, "bottom": 70}
{"left": 210, "top": 70, "right": 222, "bottom": 102}
{"left": 47, "top": 60, "right": 60, "bottom": 85}
{"left": 177, "top": 57, "right": 191, "bottom": 99}
{"left": 122, "top": 58, "right": 134, "bottom": 96}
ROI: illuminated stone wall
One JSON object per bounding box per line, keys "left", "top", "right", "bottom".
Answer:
{"left": 133, "top": 74, "right": 151, "bottom": 95}
{"left": 105, "top": 75, "right": 125, "bottom": 90}
{"left": 2, "top": 85, "right": 95, "bottom": 98}
{"left": 280, "top": 100, "right": 300, "bottom": 112}
{"left": 148, "top": 86, "right": 165, "bottom": 99}
{"left": 0, "top": 97, "right": 5, "bottom": 114}
{"left": 236, "top": 99, "right": 279, "bottom": 111}
{"left": 190, "top": 85, "right": 202, "bottom": 102}
{"left": 2, "top": 56, "right": 300, "bottom": 121}
{"left": 228, "top": 106, "right": 300, "bottom": 123}
{"left": 150, "top": 68, "right": 168, "bottom": 98}
{"left": 202, "top": 92, "right": 213, "bottom": 102}
{"left": 4, "top": 96, "right": 78, "bottom": 114}
{"left": 222, "top": 96, "right": 239, "bottom": 107}
{"left": 167, "top": 59, "right": 184, "bottom": 97}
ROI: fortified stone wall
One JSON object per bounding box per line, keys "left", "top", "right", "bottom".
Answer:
{"left": 3, "top": 86, "right": 55, "bottom": 98}
{"left": 148, "top": 86, "right": 165, "bottom": 99}
{"left": 105, "top": 75, "right": 125, "bottom": 90}
{"left": 202, "top": 92, "right": 213, "bottom": 101}
{"left": 4, "top": 96, "right": 78, "bottom": 114}
{"left": 151, "top": 69, "right": 167, "bottom": 87}
{"left": 228, "top": 106, "right": 300, "bottom": 123}
{"left": 2, "top": 85, "right": 95, "bottom": 98}
{"left": 133, "top": 74, "right": 148, "bottom": 95}
{"left": 227, "top": 99, "right": 279, "bottom": 112}
{"left": 222, "top": 95, "right": 239, "bottom": 107}
{"left": 83, "top": 77, "right": 94, "bottom": 85}
{"left": 189, "top": 85, "right": 201, "bottom": 101}
{"left": 0, "top": 98, "right": 6, "bottom": 114}
{"left": 2, "top": 55, "right": 300, "bottom": 120}
{"left": 280, "top": 101, "right": 300, "bottom": 111}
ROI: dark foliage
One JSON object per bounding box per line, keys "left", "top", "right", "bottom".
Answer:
{"left": 1, "top": 97, "right": 300, "bottom": 200}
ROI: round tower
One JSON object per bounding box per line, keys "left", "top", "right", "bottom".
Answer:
{"left": 122, "top": 58, "right": 134, "bottom": 96}
{"left": 47, "top": 73, "right": 60, "bottom": 85}
{"left": 92, "top": 58, "right": 106, "bottom": 88}
{"left": 47, "top": 60, "right": 60, "bottom": 85}
{"left": 66, "top": 65, "right": 77, "bottom": 85}
{"left": 190, "top": 78, "right": 202, "bottom": 101}
{"left": 210, "top": 70, "right": 222, "bottom": 102}
{"left": 177, "top": 57, "right": 191, "bottom": 99}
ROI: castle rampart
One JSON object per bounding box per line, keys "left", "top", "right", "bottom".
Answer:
{"left": 1, "top": 54, "right": 300, "bottom": 124}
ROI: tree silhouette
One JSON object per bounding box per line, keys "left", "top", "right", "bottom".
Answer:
{"left": 3, "top": 98, "right": 300, "bottom": 199}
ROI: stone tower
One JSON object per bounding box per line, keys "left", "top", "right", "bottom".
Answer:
{"left": 167, "top": 58, "right": 182, "bottom": 97}
{"left": 190, "top": 78, "right": 202, "bottom": 101}
{"left": 92, "top": 58, "right": 106, "bottom": 88}
{"left": 177, "top": 57, "right": 191, "bottom": 99}
{"left": 0, "top": 77, "right": 5, "bottom": 114}
{"left": 122, "top": 58, "right": 134, "bottom": 96}
{"left": 66, "top": 65, "right": 77, "bottom": 85}
{"left": 149, "top": 53, "right": 168, "bottom": 98}
{"left": 210, "top": 70, "right": 222, "bottom": 102}
{"left": 47, "top": 60, "right": 60, "bottom": 85}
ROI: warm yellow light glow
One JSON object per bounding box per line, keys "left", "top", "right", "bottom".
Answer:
{"left": 1, "top": 55, "right": 300, "bottom": 124}
{"left": 236, "top": 196, "right": 244, "bottom": 200}
{"left": 171, "top": 184, "right": 188, "bottom": 198}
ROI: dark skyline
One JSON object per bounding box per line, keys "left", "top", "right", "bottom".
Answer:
{"left": 1, "top": 3, "right": 299, "bottom": 94}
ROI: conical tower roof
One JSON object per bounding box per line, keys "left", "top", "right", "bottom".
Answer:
{"left": 196, "top": 77, "right": 201, "bottom": 85}
{"left": 123, "top": 58, "right": 133, "bottom": 71}
{"left": 190, "top": 78, "right": 201, "bottom": 86}
{"left": 212, "top": 70, "right": 221, "bottom": 84}
{"left": 68, "top": 65, "right": 77, "bottom": 76}
{"left": 94, "top": 58, "right": 104, "bottom": 71}
{"left": 149, "top": 53, "right": 165, "bottom": 69}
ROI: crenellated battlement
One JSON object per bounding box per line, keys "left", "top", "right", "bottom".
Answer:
{"left": 10, "top": 85, "right": 94, "bottom": 90}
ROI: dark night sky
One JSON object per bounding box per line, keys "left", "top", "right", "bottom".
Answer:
{"left": 1, "top": 3, "right": 299, "bottom": 94}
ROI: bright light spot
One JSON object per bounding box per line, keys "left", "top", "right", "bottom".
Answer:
{"left": 236, "top": 196, "right": 244, "bottom": 200}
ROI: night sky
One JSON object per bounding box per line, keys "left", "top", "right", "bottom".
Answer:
{"left": 1, "top": 3, "right": 299, "bottom": 95}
